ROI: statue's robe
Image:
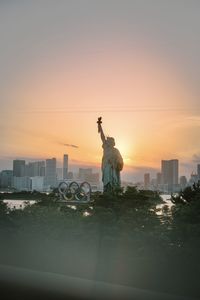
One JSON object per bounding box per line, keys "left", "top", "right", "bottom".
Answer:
{"left": 102, "top": 141, "right": 123, "bottom": 190}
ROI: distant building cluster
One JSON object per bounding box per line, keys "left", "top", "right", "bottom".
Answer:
{"left": 1, "top": 155, "right": 200, "bottom": 194}
{"left": 142, "top": 159, "right": 200, "bottom": 193}
{"left": 0, "top": 154, "right": 100, "bottom": 192}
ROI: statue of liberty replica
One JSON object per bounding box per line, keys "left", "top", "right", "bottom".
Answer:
{"left": 97, "top": 117, "right": 124, "bottom": 192}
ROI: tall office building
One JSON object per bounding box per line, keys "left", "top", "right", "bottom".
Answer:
{"left": 156, "top": 172, "right": 162, "bottom": 185}
{"left": 189, "top": 172, "right": 198, "bottom": 185}
{"left": 144, "top": 173, "right": 150, "bottom": 189}
{"left": 13, "top": 176, "right": 31, "bottom": 191}
{"left": 161, "top": 159, "right": 179, "bottom": 192}
{"left": 197, "top": 164, "right": 200, "bottom": 180}
{"left": 26, "top": 161, "right": 45, "bottom": 177}
{"left": 45, "top": 158, "right": 57, "bottom": 188}
{"left": 63, "top": 154, "right": 68, "bottom": 180}
{"left": 56, "top": 168, "right": 63, "bottom": 180}
{"left": 0, "top": 170, "right": 13, "bottom": 188}
{"left": 180, "top": 176, "right": 187, "bottom": 190}
{"left": 13, "top": 160, "right": 25, "bottom": 177}
{"left": 31, "top": 176, "right": 44, "bottom": 192}
{"left": 78, "top": 168, "right": 99, "bottom": 183}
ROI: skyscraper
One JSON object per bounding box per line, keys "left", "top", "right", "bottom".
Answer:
{"left": 156, "top": 172, "right": 162, "bottom": 185}
{"left": 13, "top": 160, "right": 25, "bottom": 177}
{"left": 161, "top": 159, "right": 179, "bottom": 192}
{"left": 180, "top": 176, "right": 187, "bottom": 190}
{"left": 144, "top": 173, "right": 150, "bottom": 189}
{"left": 197, "top": 164, "right": 200, "bottom": 180}
{"left": 26, "top": 161, "right": 45, "bottom": 177}
{"left": 45, "top": 158, "right": 57, "bottom": 188}
{"left": 0, "top": 170, "right": 13, "bottom": 188}
{"left": 63, "top": 154, "right": 68, "bottom": 180}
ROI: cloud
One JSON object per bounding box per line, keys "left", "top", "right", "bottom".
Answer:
{"left": 63, "top": 144, "right": 79, "bottom": 149}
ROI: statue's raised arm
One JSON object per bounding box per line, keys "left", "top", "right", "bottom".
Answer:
{"left": 97, "top": 117, "right": 106, "bottom": 143}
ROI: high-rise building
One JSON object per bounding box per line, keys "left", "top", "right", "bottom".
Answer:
{"left": 156, "top": 172, "right": 162, "bottom": 185}
{"left": 26, "top": 161, "right": 45, "bottom": 177}
{"left": 78, "top": 168, "right": 99, "bottom": 183}
{"left": 13, "top": 160, "right": 25, "bottom": 177}
{"left": 189, "top": 173, "right": 198, "bottom": 185}
{"left": 180, "top": 176, "right": 187, "bottom": 190}
{"left": 0, "top": 170, "right": 13, "bottom": 188}
{"left": 31, "top": 176, "right": 44, "bottom": 192}
{"left": 63, "top": 154, "right": 68, "bottom": 180}
{"left": 161, "top": 159, "right": 179, "bottom": 192}
{"left": 45, "top": 158, "right": 57, "bottom": 188}
{"left": 144, "top": 173, "right": 150, "bottom": 189}
{"left": 197, "top": 164, "right": 200, "bottom": 180}
{"left": 56, "top": 168, "right": 63, "bottom": 180}
{"left": 13, "top": 176, "right": 31, "bottom": 191}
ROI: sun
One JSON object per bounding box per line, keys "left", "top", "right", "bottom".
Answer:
{"left": 116, "top": 139, "right": 133, "bottom": 166}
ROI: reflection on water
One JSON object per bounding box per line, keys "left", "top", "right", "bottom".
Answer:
{"left": 2, "top": 200, "right": 91, "bottom": 217}
{"left": 67, "top": 205, "right": 77, "bottom": 210}
{"left": 3, "top": 199, "right": 36, "bottom": 210}
{"left": 83, "top": 211, "right": 90, "bottom": 217}
{"left": 2, "top": 195, "right": 173, "bottom": 217}
{"left": 156, "top": 194, "right": 174, "bottom": 216}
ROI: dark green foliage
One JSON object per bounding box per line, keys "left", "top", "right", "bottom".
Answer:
{"left": 0, "top": 187, "right": 162, "bottom": 243}
{"left": 0, "top": 187, "right": 200, "bottom": 297}
{"left": 0, "top": 199, "right": 8, "bottom": 214}
{"left": 0, "top": 190, "right": 50, "bottom": 200}
{"left": 171, "top": 182, "right": 200, "bottom": 223}
{"left": 171, "top": 181, "right": 200, "bottom": 204}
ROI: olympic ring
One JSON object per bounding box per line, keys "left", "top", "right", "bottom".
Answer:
{"left": 58, "top": 181, "right": 91, "bottom": 202}
{"left": 58, "top": 181, "right": 68, "bottom": 195}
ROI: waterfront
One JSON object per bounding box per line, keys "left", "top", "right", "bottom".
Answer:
{"left": 3, "top": 199, "right": 36, "bottom": 210}
{"left": 156, "top": 194, "right": 174, "bottom": 216}
{"left": 2, "top": 194, "right": 173, "bottom": 217}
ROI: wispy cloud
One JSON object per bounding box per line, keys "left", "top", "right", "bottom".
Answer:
{"left": 63, "top": 143, "right": 79, "bottom": 149}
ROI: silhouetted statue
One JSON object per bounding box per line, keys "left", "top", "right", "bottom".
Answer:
{"left": 97, "top": 117, "right": 123, "bottom": 192}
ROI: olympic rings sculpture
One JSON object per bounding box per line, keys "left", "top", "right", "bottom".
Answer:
{"left": 58, "top": 181, "right": 91, "bottom": 202}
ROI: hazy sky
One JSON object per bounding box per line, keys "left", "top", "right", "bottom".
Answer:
{"left": 1, "top": 0, "right": 200, "bottom": 180}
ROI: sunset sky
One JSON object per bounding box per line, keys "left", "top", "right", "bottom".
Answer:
{"left": 1, "top": 1, "right": 200, "bottom": 181}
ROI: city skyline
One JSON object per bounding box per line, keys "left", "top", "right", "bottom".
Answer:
{"left": 1, "top": 1, "right": 200, "bottom": 181}
{"left": 0, "top": 152, "right": 199, "bottom": 182}
{"left": 2, "top": 154, "right": 200, "bottom": 193}
{"left": 2, "top": 153, "right": 200, "bottom": 181}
